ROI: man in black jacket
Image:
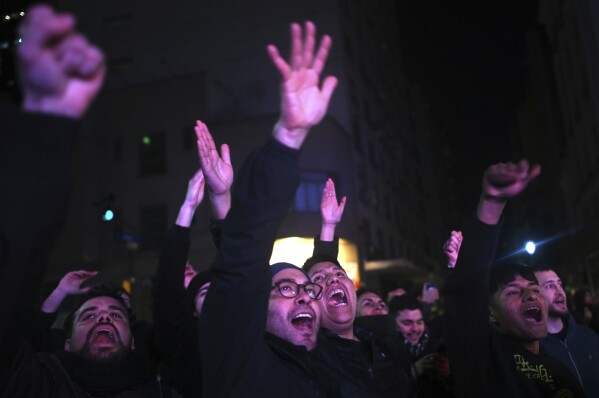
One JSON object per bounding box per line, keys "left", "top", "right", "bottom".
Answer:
{"left": 198, "top": 20, "right": 345, "bottom": 397}
{"left": 444, "top": 160, "right": 586, "bottom": 398}
{"left": 0, "top": 5, "right": 177, "bottom": 397}
{"left": 534, "top": 265, "right": 599, "bottom": 397}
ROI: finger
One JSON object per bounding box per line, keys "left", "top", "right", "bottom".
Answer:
{"left": 338, "top": 196, "right": 347, "bottom": 213}
{"left": 190, "top": 169, "right": 204, "bottom": 184}
{"left": 195, "top": 122, "right": 211, "bottom": 167}
{"left": 312, "top": 34, "right": 332, "bottom": 75}
{"left": 220, "top": 143, "right": 231, "bottom": 166}
{"left": 320, "top": 76, "right": 338, "bottom": 105}
{"left": 303, "top": 21, "right": 316, "bottom": 68}
{"left": 522, "top": 163, "right": 541, "bottom": 184}
{"left": 57, "top": 35, "right": 88, "bottom": 74}
{"left": 79, "top": 45, "right": 105, "bottom": 77}
{"left": 267, "top": 44, "right": 291, "bottom": 80}
{"left": 19, "top": 6, "right": 74, "bottom": 59}
{"left": 289, "top": 22, "right": 303, "bottom": 70}
{"left": 80, "top": 286, "right": 93, "bottom": 294}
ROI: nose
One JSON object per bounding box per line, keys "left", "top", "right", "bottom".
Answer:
{"left": 524, "top": 288, "right": 541, "bottom": 301}
{"left": 326, "top": 273, "right": 339, "bottom": 286}
{"left": 96, "top": 311, "right": 113, "bottom": 324}
{"left": 295, "top": 288, "right": 312, "bottom": 305}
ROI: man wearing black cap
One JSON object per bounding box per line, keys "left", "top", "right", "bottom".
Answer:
{"left": 197, "top": 21, "right": 355, "bottom": 397}
{"left": 444, "top": 160, "right": 586, "bottom": 398}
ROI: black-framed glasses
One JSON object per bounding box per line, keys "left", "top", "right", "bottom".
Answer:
{"left": 271, "top": 280, "right": 323, "bottom": 300}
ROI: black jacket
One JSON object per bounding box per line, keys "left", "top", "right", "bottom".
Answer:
{"left": 444, "top": 215, "right": 586, "bottom": 398}
{"left": 0, "top": 108, "right": 168, "bottom": 397}
{"left": 541, "top": 314, "right": 599, "bottom": 397}
{"left": 199, "top": 138, "right": 340, "bottom": 397}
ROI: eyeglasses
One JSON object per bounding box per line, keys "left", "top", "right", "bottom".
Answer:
{"left": 271, "top": 280, "right": 323, "bottom": 300}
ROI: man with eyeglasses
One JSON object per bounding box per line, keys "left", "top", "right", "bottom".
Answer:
{"left": 197, "top": 21, "right": 374, "bottom": 397}
{"left": 267, "top": 263, "right": 323, "bottom": 350}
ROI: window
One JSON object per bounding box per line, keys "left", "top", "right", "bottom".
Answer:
{"left": 139, "top": 204, "right": 167, "bottom": 249}
{"left": 139, "top": 132, "right": 166, "bottom": 175}
{"left": 294, "top": 171, "right": 328, "bottom": 213}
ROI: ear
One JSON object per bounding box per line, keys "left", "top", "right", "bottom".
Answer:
{"left": 488, "top": 306, "right": 498, "bottom": 325}
{"left": 64, "top": 339, "right": 72, "bottom": 351}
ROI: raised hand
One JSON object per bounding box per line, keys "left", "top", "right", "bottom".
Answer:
{"left": 321, "top": 178, "right": 346, "bottom": 226}
{"left": 319, "top": 178, "right": 346, "bottom": 241}
{"left": 195, "top": 121, "right": 233, "bottom": 219}
{"left": 176, "top": 169, "right": 205, "bottom": 227}
{"left": 478, "top": 160, "right": 540, "bottom": 225}
{"left": 57, "top": 270, "right": 98, "bottom": 295}
{"left": 443, "top": 230, "right": 463, "bottom": 269}
{"left": 18, "top": 5, "right": 105, "bottom": 118}
{"left": 482, "top": 160, "right": 541, "bottom": 202}
{"left": 42, "top": 270, "right": 97, "bottom": 313}
{"left": 267, "top": 21, "right": 338, "bottom": 148}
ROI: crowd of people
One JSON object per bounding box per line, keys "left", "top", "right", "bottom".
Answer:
{"left": 2, "top": 4, "right": 599, "bottom": 398}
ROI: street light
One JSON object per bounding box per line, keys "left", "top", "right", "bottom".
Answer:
{"left": 525, "top": 241, "right": 536, "bottom": 255}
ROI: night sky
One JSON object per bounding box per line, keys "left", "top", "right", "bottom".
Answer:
{"left": 396, "top": 1, "right": 538, "bottom": 217}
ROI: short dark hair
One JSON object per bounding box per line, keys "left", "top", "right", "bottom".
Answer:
{"left": 302, "top": 254, "right": 342, "bottom": 273}
{"left": 388, "top": 295, "right": 422, "bottom": 318}
{"left": 64, "top": 285, "right": 134, "bottom": 337}
{"left": 489, "top": 262, "right": 538, "bottom": 295}
{"left": 531, "top": 264, "right": 560, "bottom": 274}
{"left": 356, "top": 288, "right": 383, "bottom": 300}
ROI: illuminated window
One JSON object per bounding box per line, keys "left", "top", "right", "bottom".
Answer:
{"left": 294, "top": 171, "right": 328, "bottom": 213}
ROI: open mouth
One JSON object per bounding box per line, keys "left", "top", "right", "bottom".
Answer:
{"left": 291, "top": 313, "right": 314, "bottom": 332}
{"left": 327, "top": 288, "right": 347, "bottom": 307}
{"left": 91, "top": 328, "right": 117, "bottom": 344}
{"left": 523, "top": 306, "right": 542, "bottom": 322}
{"left": 554, "top": 297, "right": 565, "bottom": 305}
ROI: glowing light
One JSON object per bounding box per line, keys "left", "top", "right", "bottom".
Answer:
{"left": 271, "top": 237, "right": 360, "bottom": 288}
{"left": 525, "top": 241, "right": 536, "bottom": 255}
{"left": 5, "top": 15, "right": 10, "bottom": 20}
{"left": 142, "top": 136, "right": 151, "bottom": 145}
{"left": 102, "top": 209, "right": 114, "bottom": 221}
{"left": 20, "top": 12, "right": 25, "bottom": 17}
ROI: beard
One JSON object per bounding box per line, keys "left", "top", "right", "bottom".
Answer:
{"left": 548, "top": 305, "right": 568, "bottom": 318}
{"left": 78, "top": 341, "right": 130, "bottom": 364}
{"left": 77, "top": 325, "right": 130, "bottom": 364}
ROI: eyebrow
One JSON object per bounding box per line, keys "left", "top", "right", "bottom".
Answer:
{"left": 78, "top": 306, "right": 98, "bottom": 319}
{"left": 542, "top": 279, "right": 561, "bottom": 285}
{"left": 274, "top": 278, "right": 307, "bottom": 284}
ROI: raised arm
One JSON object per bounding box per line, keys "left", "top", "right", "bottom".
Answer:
{"left": 1, "top": 5, "right": 104, "bottom": 391}
{"left": 41, "top": 270, "right": 98, "bottom": 313}
{"left": 319, "top": 178, "right": 346, "bottom": 242}
{"left": 200, "top": 22, "right": 338, "bottom": 397}
{"left": 175, "top": 169, "right": 205, "bottom": 227}
{"left": 268, "top": 21, "right": 338, "bottom": 149}
{"left": 18, "top": 4, "right": 104, "bottom": 118}
{"left": 194, "top": 121, "right": 233, "bottom": 220}
{"left": 477, "top": 160, "right": 541, "bottom": 225}
{"left": 444, "top": 159, "right": 540, "bottom": 398}
{"left": 153, "top": 170, "right": 205, "bottom": 356}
